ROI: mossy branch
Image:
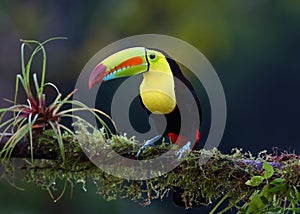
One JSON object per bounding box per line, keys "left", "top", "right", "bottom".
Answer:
{"left": 1, "top": 122, "right": 300, "bottom": 213}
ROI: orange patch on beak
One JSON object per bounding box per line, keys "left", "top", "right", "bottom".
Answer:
{"left": 112, "top": 56, "right": 144, "bottom": 73}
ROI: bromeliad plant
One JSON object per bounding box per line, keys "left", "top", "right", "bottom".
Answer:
{"left": 0, "top": 38, "right": 113, "bottom": 168}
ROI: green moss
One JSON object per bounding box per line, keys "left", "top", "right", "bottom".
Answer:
{"left": 2, "top": 120, "right": 300, "bottom": 213}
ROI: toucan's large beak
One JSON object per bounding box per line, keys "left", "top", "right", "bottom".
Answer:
{"left": 88, "top": 47, "right": 148, "bottom": 89}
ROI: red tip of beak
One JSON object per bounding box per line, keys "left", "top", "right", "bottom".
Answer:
{"left": 88, "top": 63, "right": 107, "bottom": 90}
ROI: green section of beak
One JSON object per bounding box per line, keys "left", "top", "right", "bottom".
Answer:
{"left": 88, "top": 47, "right": 148, "bottom": 89}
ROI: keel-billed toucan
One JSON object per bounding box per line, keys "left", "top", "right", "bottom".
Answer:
{"left": 88, "top": 47, "right": 201, "bottom": 157}
{"left": 88, "top": 47, "right": 203, "bottom": 207}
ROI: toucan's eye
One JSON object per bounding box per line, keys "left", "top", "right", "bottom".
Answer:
{"left": 149, "top": 53, "right": 157, "bottom": 60}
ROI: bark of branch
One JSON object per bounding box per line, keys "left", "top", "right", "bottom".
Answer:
{"left": 0, "top": 133, "right": 295, "bottom": 170}
{"left": 0, "top": 134, "right": 59, "bottom": 159}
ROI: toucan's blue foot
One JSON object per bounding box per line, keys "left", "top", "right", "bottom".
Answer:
{"left": 136, "top": 135, "right": 162, "bottom": 158}
{"left": 176, "top": 141, "right": 192, "bottom": 159}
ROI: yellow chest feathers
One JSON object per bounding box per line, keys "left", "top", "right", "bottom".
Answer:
{"left": 139, "top": 70, "right": 176, "bottom": 114}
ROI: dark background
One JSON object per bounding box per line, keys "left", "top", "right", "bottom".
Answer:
{"left": 0, "top": 0, "right": 300, "bottom": 213}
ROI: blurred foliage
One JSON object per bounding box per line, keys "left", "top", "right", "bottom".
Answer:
{"left": 0, "top": 0, "right": 300, "bottom": 213}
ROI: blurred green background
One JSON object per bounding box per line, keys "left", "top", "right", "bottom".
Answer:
{"left": 0, "top": 0, "right": 300, "bottom": 213}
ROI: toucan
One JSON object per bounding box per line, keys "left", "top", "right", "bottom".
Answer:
{"left": 88, "top": 47, "right": 203, "bottom": 207}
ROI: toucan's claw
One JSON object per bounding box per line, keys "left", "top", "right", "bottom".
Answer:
{"left": 136, "top": 135, "right": 162, "bottom": 158}
{"left": 176, "top": 141, "right": 192, "bottom": 159}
